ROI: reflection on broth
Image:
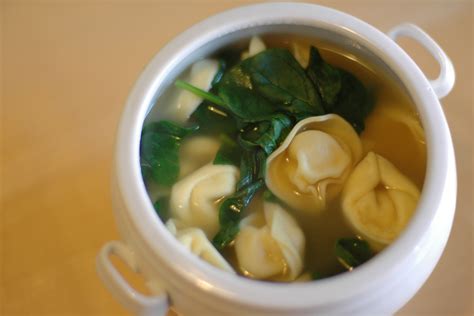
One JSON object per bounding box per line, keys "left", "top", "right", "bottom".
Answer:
{"left": 140, "top": 35, "right": 426, "bottom": 282}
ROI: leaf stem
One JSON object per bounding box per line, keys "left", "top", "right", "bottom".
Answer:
{"left": 175, "top": 80, "right": 226, "bottom": 107}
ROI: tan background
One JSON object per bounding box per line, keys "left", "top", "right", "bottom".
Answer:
{"left": 1, "top": 0, "right": 473, "bottom": 315}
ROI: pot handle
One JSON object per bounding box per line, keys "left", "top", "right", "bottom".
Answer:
{"left": 387, "top": 23, "right": 455, "bottom": 99}
{"left": 96, "top": 241, "right": 169, "bottom": 316}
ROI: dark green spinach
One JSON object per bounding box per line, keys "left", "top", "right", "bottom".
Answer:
{"left": 212, "top": 148, "right": 266, "bottom": 249}
{"left": 190, "top": 101, "right": 237, "bottom": 135}
{"left": 216, "top": 66, "right": 277, "bottom": 121}
{"left": 140, "top": 121, "right": 198, "bottom": 187}
{"left": 306, "top": 46, "right": 373, "bottom": 133}
{"left": 241, "top": 48, "right": 324, "bottom": 118}
{"left": 335, "top": 237, "right": 373, "bottom": 270}
{"left": 239, "top": 114, "right": 292, "bottom": 155}
{"left": 153, "top": 196, "right": 170, "bottom": 221}
{"left": 212, "top": 179, "right": 264, "bottom": 249}
{"left": 213, "top": 135, "right": 241, "bottom": 166}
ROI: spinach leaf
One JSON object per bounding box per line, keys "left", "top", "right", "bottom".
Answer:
{"left": 175, "top": 80, "right": 227, "bottom": 107}
{"left": 213, "top": 148, "right": 266, "bottom": 249}
{"left": 331, "top": 72, "right": 373, "bottom": 133}
{"left": 241, "top": 48, "right": 324, "bottom": 118}
{"left": 179, "top": 48, "right": 325, "bottom": 122}
{"left": 335, "top": 237, "right": 373, "bottom": 270}
{"left": 216, "top": 66, "right": 277, "bottom": 121}
{"left": 306, "top": 46, "right": 373, "bottom": 133}
{"left": 140, "top": 121, "right": 198, "bottom": 187}
{"left": 213, "top": 135, "right": 241, "bottom": 166}
{"left": 306, "top": 46, "right": 342, "bottom": 108}
{"left": 153, "top": 196, "right": 170, "bottom": 221}
{"left": 239, "top": 114, "right": 292, "bottom": 155}
{"left": 212, "top": 179, "right": 264, "bottom": 249}
{"left": 190, "top": 101, "right": 237, "bottom": 135}
{"left": 236, "top": 148, "right": 266, "bottom": 190}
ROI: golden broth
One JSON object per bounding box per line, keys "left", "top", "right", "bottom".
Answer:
{"left": 230, "top": 36, "right": 427, "bottom": 279}
{"left": 145, "top": 35, "right": 427, "bottom": 281}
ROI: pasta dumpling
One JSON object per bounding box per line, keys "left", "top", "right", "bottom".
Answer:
{"left": 235, "top": 202, "right": 305, "bottom": 281}
{"left": 266, "top": 114, "right": 363, "bottom": 214}
{"left": 291, "top": 41, "right": 310, "bottom": 68}
{"left": 341, "top": 152, "right": 420, "bottom": 249}
{"left": 170, "top": 164, "right": 239, "bottom": 238}
{"left": 179, "top": 136, "right": 221, "bottom": 178}
{"left": 165, "top": 219, "right": 235, "bottom": 273}
{"left": 241, "top": 36, "right": 266, "bottom": 59}
{"left": 159, "top": 59, "right": 219, "bottom": 123}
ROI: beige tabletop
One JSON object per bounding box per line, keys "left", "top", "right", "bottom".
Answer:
{"left": 1, "top": 1, "right": 473, "bottom": 315}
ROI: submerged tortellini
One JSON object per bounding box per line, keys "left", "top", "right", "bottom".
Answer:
{"left": 241, "top": 36, "right": 266, "bottom": 59}
{"left": 170, "top": 164, "right": 239, "bottom": 238}
{"left": 291, "top": 41, "right": 310, "bottom": 68}
{"left": 178, "top": 136, "right": 221, "bottom": 178}
{"left": 166, "top": 220, "right": 235, "bottom": 273}
{"left": 159, "top": 59, "right": 219, "bottom": 123}
{"left": 341, "top": 152, "right": 420, "bottom": 249}
{"left": 235, "top": 202, "right": 305, "bottom": 281}
{"left": 266, "top": 114, "right": 363, "bottom": 214}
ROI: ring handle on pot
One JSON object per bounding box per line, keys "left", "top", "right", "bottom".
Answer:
{"left": 96, "top": 241, "right": 169, "bottom": 316}
{"left": 387, "top": 23, "right": 455, "bottom": 99}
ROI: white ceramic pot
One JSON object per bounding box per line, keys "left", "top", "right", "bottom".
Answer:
{"left": 96, "top": 3, "right": 456, "bottom": 316}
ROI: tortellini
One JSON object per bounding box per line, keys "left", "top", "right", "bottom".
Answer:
{"left": 170, "top": 164, "right": 239, "bottom": 238}
{"left": 241, "top": 36, "right": 266, "bottom": 59}
{"left": 157, "top": 59, "right": 219, "bottom": 123}
{"left": 291, "top": 41, "right": 310, "bottom": 68}
{"left": 266, "top": 114, "right": 363, "bottom": 214}
{"left": 178, "top": 136, "right": 221, "bottom": 178}
{"left": 341, "top": 152, "right": 420, "bottom": 249}
{"left": 165, "top": 219, "right": 235, "bottom": 273}
{"left": 235, "top": 202, "right": 305, "bottom": 281}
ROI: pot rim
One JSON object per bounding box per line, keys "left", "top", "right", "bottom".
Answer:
{"left": 114, "top": 2, "right": 454, "bottom": 310}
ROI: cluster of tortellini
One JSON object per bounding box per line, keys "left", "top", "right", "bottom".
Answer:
{"left": 166, "top": 140, "right": 306, "bottom": 281}
{"left": 157, "top": 37, "right": 307, "bottom": 281}
{"left": 156, "top": 36, "right": 421, "bottom": 281}
{"left": 266, "top": 113, "right": 421, "bottom": 251}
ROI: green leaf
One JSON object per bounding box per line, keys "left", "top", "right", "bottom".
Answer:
{"left": 306, "top": 46, "right": 342, "bottom": 108}
{"left": 142, "top": 120, "right": 198, "bottom": 138}
{"left": 216, "top": 66, "right": 277, "bottom": 121}
{"left": 241, "top": 48, "right": 324, "bottom": 118}
{"left": 211, "top": 222, "right": 241, "bottom": 250}
{"left": 212, "top": 179, "right": 264, "bottom": 249}
{"left": 239, "top": 114, "right": 292, "bottom": 155}
{"left": 213, "top": 148, "right": 266, "bottom": 249}
{"left": 335, "top": 238, "right": 373, "bottom": 270}
{"left": 305, "top": 46, "right": 373, "bottom": 133}
{"left": 236, "top": 148, "right": 266, "bottom": 190}
{"left": 190, "top": 102, "right": 237, "bottom": 135}
{"left": 153, "top": 196, "right": 169, "bottom": 221}
{"left": 331, "top": 72, "right": 373, "bottom": 133}
{"left": 140, "top": 121, "right": 198, "bottom": 187}
{"left": 175, "top": 80, "right": 226, "bottom": 107}
{"left": 213, "top": 134, "right": 241, "bottom": 166}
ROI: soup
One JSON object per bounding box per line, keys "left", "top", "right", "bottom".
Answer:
{"left": 140, "top": 35, "right": 426, "bottom": 281}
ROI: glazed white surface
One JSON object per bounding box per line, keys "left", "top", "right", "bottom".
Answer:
{"left": 98, "top": 3, "right": 457, "bottom": 315}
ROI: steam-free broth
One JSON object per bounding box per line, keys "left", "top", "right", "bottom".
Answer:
{"left": 140, "top": 35, "right": 426, "bottom": 281}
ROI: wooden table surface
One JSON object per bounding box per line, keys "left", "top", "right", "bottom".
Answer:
{"left": 2, "top": 1, "right": 473, "bottom": 315}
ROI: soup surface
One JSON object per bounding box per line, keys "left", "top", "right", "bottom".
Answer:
{"left": 140, "top": 35, "right": 426, "bottom": 281}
